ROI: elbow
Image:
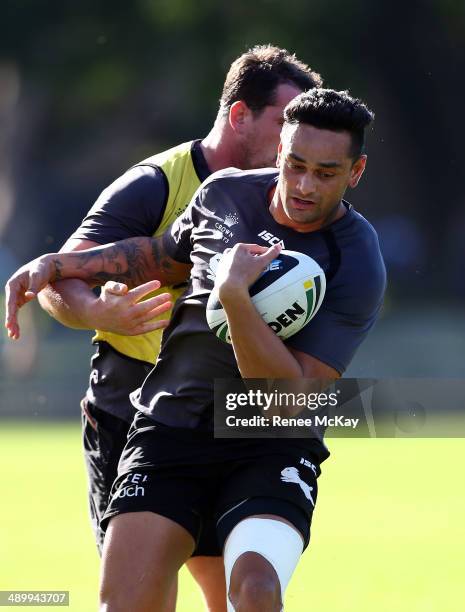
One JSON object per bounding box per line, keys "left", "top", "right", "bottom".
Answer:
{"left": 241, "top": 364, "right": 304, "bottom": 379}
{"left": 37, "top": 284, "right": 55, "bottom": 313}
{"left": 287, "top": 365, "right": 306, "bottom": 379}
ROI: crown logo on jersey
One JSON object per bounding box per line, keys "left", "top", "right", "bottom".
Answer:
{"left": 223, "top": 213, "right": 239, "bottom": 228}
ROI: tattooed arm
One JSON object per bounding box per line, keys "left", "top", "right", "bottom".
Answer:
{"left": 5, "top": 235, "right": 191, "bottom": 339}
{"left": 48, "top": 237, "right": 186, "bottom": 287}
{"left": 35, "top": 238, "right": 174, "bottom": 335}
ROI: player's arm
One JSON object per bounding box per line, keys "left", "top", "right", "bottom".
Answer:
{"left": 5, "top": 235, "right": 191, "bottom": 339}
{"left": 216, "top": 243, "right": 340, "bottom": 382}
{"left": 37, "top": 163, "right": 176, "bottom": 335}
{"left": 37, "top": 238, "right": 172, "bottom": 335}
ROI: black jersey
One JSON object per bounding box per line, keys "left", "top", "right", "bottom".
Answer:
{"left": 130, "top": 168, "right": 386, "bottom": 445}
{"left": 71, "top": 140, "right": 210, "bottom": 246}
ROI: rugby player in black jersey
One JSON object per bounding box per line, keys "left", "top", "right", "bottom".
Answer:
{"left": 6, "top": 89, "right": 386, "bottom": 612}
{"left": 5, "top": 46, "right": 322, "bottom": 612}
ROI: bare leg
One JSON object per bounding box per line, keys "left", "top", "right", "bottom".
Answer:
{"left": 186, "top": 556, "right": 227, "bottom": 612}
{"left": 99, "top": 512, "right": 195, "bottom": 612}
{"left": 164, "top": 579, "right": 177, "bottom": 612}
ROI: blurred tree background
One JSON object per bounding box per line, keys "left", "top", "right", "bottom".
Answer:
{"left": 1, "top": 0, "right": 464, "bottom": 415}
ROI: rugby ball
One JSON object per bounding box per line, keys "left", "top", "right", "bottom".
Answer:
{"left": 206, "top": 249, "right": 326, "bottom": 343}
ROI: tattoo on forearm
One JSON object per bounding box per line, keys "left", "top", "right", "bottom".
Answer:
{"left": 53, "top": 259, "right": 64, "bottom": 281}
{"left": 151, "top": 240, "right": 175, "bottom": 277}
{"left": 59, "top": 237, "right": 184, "bottom": 288}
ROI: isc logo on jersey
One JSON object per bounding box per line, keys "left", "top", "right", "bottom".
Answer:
{"left": 206, "top": 250, "right": 326, "bottom": 343}
{"left": 258, "top": 229, "right": 285, "bottom": 248}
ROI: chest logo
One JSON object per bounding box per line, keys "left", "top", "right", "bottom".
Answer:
{"left": 258, "top": 230, "right": 285, "bottom": 248}
{"left": 215, "top": 212, "right": 239, "bottom": 244}
{"left": 223, "top": 212, "right": 239, "bottom": 227}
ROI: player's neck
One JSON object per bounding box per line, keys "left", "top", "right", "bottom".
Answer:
{"left": 201, "top": 119, "right": 244, "bottom": 173}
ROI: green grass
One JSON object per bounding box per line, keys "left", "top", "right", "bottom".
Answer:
{"left": 0, "top": 423, "right": 464, "bottom": 611}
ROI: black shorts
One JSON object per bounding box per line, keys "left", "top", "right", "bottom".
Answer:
{"left": 102, "top": 413, "right": 321, "bottom": 555}
{"left": 81, "top": 400, "right": 220, "bottom": 556}
{"left": 81, "top": 398, "right": 131, "bottom": 554}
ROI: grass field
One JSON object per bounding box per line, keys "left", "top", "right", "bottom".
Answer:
{"left": 0, "top": 422, "right": 464, "bottom": 611}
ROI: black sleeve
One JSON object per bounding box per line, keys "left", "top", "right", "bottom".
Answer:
{"left": 286, "top": 299, "right": 384, "bottom": 375}
{"left": 286, "top": 248, "right": 387, "bottom": 375}
{"left": 69, "top": 165, "right": 168, "bottom": 244}
{"left": 162, "top": 181, "right": 208, "bottom": 263}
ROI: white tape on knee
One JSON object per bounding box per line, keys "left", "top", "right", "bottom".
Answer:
{"left": 224, "top": 517, "right": 304, "bottom": 611}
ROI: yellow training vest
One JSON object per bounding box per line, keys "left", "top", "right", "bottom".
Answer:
{"left": 93, "top": 141, "right": 204, "bottom": 364}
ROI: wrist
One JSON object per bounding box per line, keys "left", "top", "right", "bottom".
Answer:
{"left": 79, "top": 292, "right": 102, "bottom": 329}
{"left": 218, "top": 282, "right": 249, "bottom": 307}
{"left": 46, "top": 252, "right": 73, "bottom": 284}
{"left": 40, "top": 254, "right": 57, "bottom": 282}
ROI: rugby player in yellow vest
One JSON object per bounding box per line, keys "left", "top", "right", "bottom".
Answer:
{"left": 13, "top": 46, "right": 322, "bottom": 611}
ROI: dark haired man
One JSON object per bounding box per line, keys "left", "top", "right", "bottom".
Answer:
{"left": 6, "top": 88, "right": 386, "bottom": 611}
{"left": 5, "top": 45, "right": 321, "bottom": 611}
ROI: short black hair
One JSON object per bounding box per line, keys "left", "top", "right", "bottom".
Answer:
{"left": 220, "top": 44, "right": 323, "bottom": 116}
{"left": 283, "top": 88, "right": 375, "bottom": 158}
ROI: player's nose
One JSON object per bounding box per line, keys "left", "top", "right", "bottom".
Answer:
{"left": 296, "top": 172, "right": 316, "bottom": 196}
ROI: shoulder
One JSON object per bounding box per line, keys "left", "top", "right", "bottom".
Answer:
{"left": 135, "top": 141, "right": 196, "bottom": 175}
{"left": 351, "top": 209, "right": 383, "bottom": 251}
{"left": 349, "top": 209, "right": 385, "bottom": 279}
{"left": 332, "top": 206, "right": 384, "bottom": 270}
{"left": 190, "top": 168, "right": 276, "bottom": 218}
{"left": 327, "top": 206, "right": 386, "bottom": 314}
{"left": 208, "top": 167, "right": 277, "bottom": 182}
{"left": 85, "top": 163, "right": 168, "bottom": 226}
{"left": 199, "top": 167, "right": 278, "bottom": 191}
{"left": 98, "top": 141, "right": 197, "bottom": 203}
{"left": 98, "top": 164, "right": 166, "bottom": 204}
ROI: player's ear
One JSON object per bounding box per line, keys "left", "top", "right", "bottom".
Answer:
{"left": 229, "top": 100, "right": 251, "bottom": 134}
{"left": 349, "top": 155, "right": 367, "bottom": 188}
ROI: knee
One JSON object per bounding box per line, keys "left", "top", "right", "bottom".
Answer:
{"left": 99, "top": 566, "right": 172, "bottom": 612}
{"left": 99, "top": 583, "right": 126, "bottom": 612}
{"left": 99, "top": 574, "right": 140, "bottom": 612}
{"left": 228, "top": 554, "right": 282, "bottom": 612}
{"left": 99, "top": 583, "right": 156, "bottom": 612}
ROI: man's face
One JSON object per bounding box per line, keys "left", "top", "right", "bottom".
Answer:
{"left": 271, "top": 123, "right": 366, "bottom": 231}
{"left": 241, "top": 83, "right": 303, "bottom": 169}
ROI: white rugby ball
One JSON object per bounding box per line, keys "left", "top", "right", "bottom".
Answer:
{"left": 206, "top": 249, "right": 326, "bottom": 343}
